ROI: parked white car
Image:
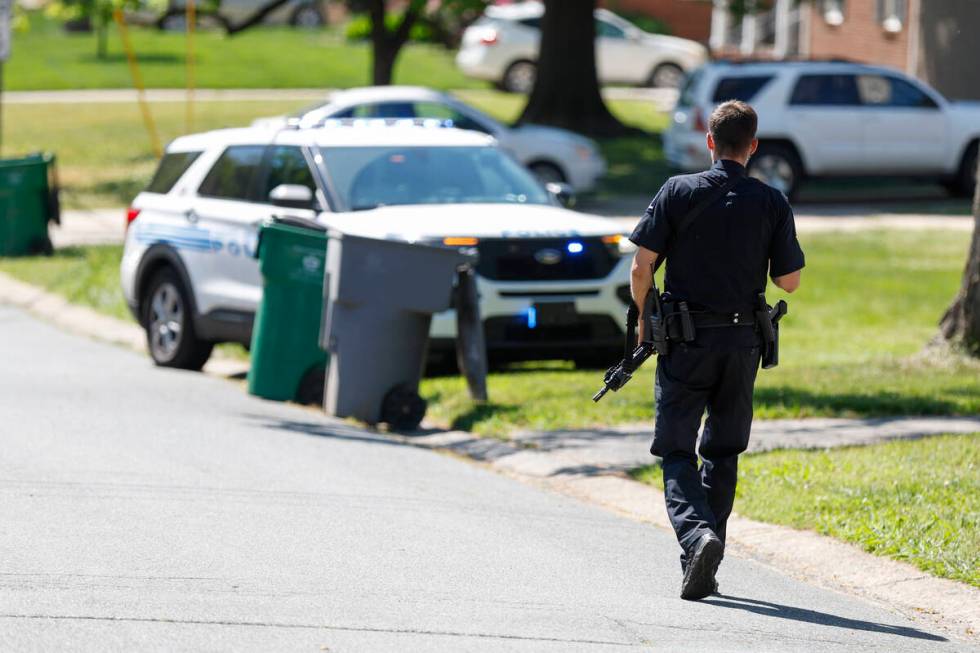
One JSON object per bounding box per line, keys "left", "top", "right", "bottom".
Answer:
{"left": 120, "top": 123, "right": 634, "bottom": 371}
{"left": 456, "top": 1, "right": 708, "bottom": 93}
{"left": 666, "top": 61, "right": 980, "bottom": 198}
{"left": 252, "top": 86, "right": 607, "bottom": 191}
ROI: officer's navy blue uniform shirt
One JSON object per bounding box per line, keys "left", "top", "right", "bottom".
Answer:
{"left": 629, "top": 159, "right": 805, "bottom": 314}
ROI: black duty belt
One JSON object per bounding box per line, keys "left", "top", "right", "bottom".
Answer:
{"left": 687, "top": 310, "right": 759, "bottom": 329}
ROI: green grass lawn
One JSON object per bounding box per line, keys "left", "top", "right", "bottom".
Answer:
{"left": 9, "top": 13, "right": 481, "bottom": 92}
{"left": 423, "top": 229, "right": 979, "bottom": 435}
{"left": 4, "top": 94, "right": 665, "bottom": 209}
{"left": 0, "top": 245, "right": 129, "bottom": 320}
{"left": 630, "top": 434, "right": 980, "bottom": 589}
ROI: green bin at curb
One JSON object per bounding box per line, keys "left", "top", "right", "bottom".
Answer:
{"left": 248, "top": 219, "right": 329, "bottom": 404}
{"left": 0, "top": 153, "right": 60, "bottom": 257}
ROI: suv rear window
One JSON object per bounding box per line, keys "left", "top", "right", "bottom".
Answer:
{"left": 711, "top": 76, "right": 774, "bottom": 103}
{"left": 789, "top": 74, "right": 860, "bottom": 106}
{"left": 197, "top": 145, "right": 265, "bottom": 201}
{"left": 146, "top": 151, "right": 201, "bottom": 194}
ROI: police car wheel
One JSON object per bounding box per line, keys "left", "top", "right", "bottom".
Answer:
{"left": 502, "top": 61, "right": 536, "bottom": 94}
{"left": 748, "top": 145, "right": 802, "bottom": 199}
{"left": 142, "top": 268, "right": 213, "bottom": 371}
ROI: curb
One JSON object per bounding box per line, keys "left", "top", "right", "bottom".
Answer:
{"left": 2, "top": 271, "right": 977, "bottom": 642}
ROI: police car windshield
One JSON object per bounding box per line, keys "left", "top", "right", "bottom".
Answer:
{"left": 319, "top": 145, "right": 552, "bottom": 211}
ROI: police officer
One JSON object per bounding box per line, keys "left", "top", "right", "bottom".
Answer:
{"left": 628, "top": 100, "right": 805, "bottom": 601}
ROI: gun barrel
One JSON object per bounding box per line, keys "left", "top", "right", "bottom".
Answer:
{"left": 592, "top": 386, "right": 610, "bottom": 402}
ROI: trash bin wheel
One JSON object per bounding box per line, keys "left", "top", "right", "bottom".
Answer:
{"left": 381, "top": 384, "right": 427, "bottom": 432}
{"left": 296, "top": 365, "right": 326, "bottom": 406}
{"left": 142, "top": 268, "right": 213, "bottom": 371}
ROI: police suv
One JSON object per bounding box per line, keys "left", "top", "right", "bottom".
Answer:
{"left": 121, "top": 122, "right": 635, "bottom": 370}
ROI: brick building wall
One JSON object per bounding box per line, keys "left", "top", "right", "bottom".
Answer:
{"left": 603, "top": 0, "right": 712, "bottom": 42}
{"left": 805, "top": 2, "right": 909, "bottom": 70}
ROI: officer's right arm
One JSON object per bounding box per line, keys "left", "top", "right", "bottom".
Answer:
{"left": 773, "top": 270, "right": 801, "bottom": 293}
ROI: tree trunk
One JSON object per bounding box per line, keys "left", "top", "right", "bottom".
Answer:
{"left": 96, "top": 11, "right": 109, "bottom": 59}
{"left": 517, "top": 0, "right": 630, "bottom": 137}
{"left": 938, "top": 165, "right": 980, "bottom": 354}
{"left": 371, "top": 41, "right": 398, "bottom": 85}
{"left": 368, "top": 0, "right": 421, "bottom": 86}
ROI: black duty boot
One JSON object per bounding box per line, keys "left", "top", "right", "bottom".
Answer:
{"left": 680, "top": 532, "right": 723, "bottom": 601}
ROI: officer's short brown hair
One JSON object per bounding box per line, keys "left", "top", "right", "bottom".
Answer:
{"left": 709, "top": 101, "right": 758, "bottom": 155}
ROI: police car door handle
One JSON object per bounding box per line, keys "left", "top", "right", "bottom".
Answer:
{"left": 183, "top": 209, "right": 199, "bottom": 224}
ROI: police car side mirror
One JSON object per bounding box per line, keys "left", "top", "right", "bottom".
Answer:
{"left": 269, "top": 184, "right": 315, "bottom": 210}
{"left": 546, "top": 182, "right": 577, "bottom": 209}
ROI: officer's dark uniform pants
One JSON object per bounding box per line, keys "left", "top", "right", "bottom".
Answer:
{"left": 652, "top": 333, "right": 760, "bottom": 568}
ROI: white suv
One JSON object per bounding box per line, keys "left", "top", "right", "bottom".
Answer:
{"left": 457, "top": 1, "right": 708, "bottom": 93}
{"left": 666, "top": 61, "right": 980, "bottom": 199}
{"left": 120, "top": 123, "right": 634, "bottom": 370}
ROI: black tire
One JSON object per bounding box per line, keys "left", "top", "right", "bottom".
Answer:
{"left": 950, "top": 142, "right": 978, "bottom": 198}
{"left": 502, "top": 60, "right": 536, "bottom": 94}
{"left": 648, "top": 62, "right": 684, "bottom": 89}
{"left": 141, "top": 268, "right": 213, "bottom": 371}
{"left": 380, "top": 384, "right": 427, "bottom": 432}
{"left": 528, "top": 161, "right": 567, "bottom": 186}
{"left": 747, "top": 144, "right": 803, "bottom": 200}
{"left": 290, "top": 3, "right": 325, "bottom": 28}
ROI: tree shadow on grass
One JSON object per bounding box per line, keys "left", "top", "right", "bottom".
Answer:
{"left": 754, "top": 386, "right": 961, "bottom": 417}
{"left": 702, "top": 595, "right": 946, "bottom": 642}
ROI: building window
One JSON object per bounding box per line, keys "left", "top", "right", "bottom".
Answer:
{"left": 876, "top": 0, "right": 906, "bottom": 33}
{"left": 822, "top": 0, "right": 844, "bottom": 26}
{"left": 757, "top": 8, "right": 777, "bottom": 47}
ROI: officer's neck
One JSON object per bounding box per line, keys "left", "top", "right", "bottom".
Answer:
{"left": 712, "top": 155, "right": 750, "bottom": 167}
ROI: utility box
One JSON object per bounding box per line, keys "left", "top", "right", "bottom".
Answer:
{"left": 321, "top": 233, "right": 471, "bottom": 430}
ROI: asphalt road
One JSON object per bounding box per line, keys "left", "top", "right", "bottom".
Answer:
{"left": 0, "top": 305, "right": 974, "bottom": 652}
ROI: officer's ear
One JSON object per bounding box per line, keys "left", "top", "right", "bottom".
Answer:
{"left": 706, "top": 132, "right": 716, "bottom": 153}
{"left": 748, "top": 138, "right": 759, "bottom": 157}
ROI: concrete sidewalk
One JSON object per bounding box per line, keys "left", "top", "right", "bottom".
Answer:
{"left": 414, "top": 416, "right": 980, "bottom": 478}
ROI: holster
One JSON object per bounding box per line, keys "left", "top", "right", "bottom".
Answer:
{"left": 755, "top": 293, "right": 787, "bottom": 369}
{"left": 663, "top": 300, "right": 696, "bottom": 344}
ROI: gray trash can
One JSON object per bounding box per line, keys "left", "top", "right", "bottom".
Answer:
{"left": 321, "top": 232, "right": 472, "bottom": 430}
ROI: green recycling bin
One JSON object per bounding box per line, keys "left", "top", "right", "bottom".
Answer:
{"left": 248, "top": 219, "right": 329, "bottom": 404}
{"left": 0, "top": 153, "right": 60, "bottom": 256}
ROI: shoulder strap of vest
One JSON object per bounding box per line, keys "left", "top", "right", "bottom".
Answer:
{"left": 653, "top": 175, "right": 743, "bottom": 274}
